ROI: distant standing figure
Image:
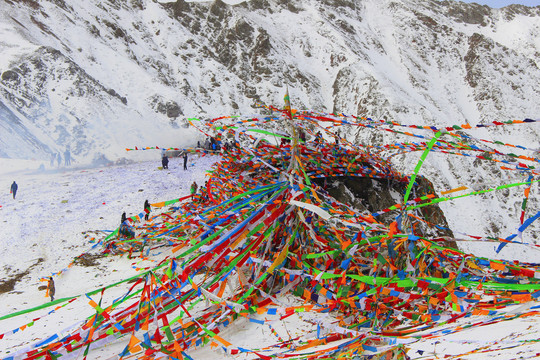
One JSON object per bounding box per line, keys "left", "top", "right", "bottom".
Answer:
{"left": 299, "top": 129, "right": 306, "bottom": 143}
{"left": 183, "top": 152, "right": 188, "bottom": 171}
{"left": 315, "top": 131, "right": 322, "bottom": 146}
{"left": 162, "top": 155, "right": 169, "bottom": 169}
{"left": 64, "top": 149, "right": 71, "bottom": 166}
{"left": 10, "top": 181, "right": 18, "bottom": 199}
{"left": 57, "top": 153, "right": 61, "bottom": 167}
{"left": 190, "top": 181, "right": 198, "bottom": 195}
{"left": 144, "top": 200, "right": 151, "bottom": 221}
{"left": 46, "top": 277, "right": 55, "bottom": 302}
{"left": 50, "top": 153, "right": 56, "bottom": 167}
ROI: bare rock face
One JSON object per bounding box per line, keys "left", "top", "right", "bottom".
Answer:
{"left": 445, "top": 1, "right": 491, "bottom": 26}
{"left": 170, "top": 0, "right": 190, "bottom": 16}
{"left": 316, "top": 175, "right": 454, "bottom": 240}
{"left": 148, "top": 95, "right": 182, "bottom": 118}
{"left": 3, "top": 0, "right": 539, "bottom": 154}
{"left": 501, "top": 4, "right": 540, "bottom": 21}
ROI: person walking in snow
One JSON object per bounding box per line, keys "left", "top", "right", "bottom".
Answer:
{"left": 46, "top": 277, "right": 55, "bottom": 302}
{"left": 144, "top": 200, "right": 151, "bottom": 221}
{"left": 50, "top": 153, "right": 56, "bottom": 167}
{"left": 57, "top": 153, "right": 62, "bottom": 167}
{"left": 10, "top": 181, "right": 18, "bottom": 199}
{"left": 183, "top": 152, "right": 188, "bottom": 171}
{"left": 190, "top": 181, "right": 198, "bottom": 196}
{"left": 162, "top": 155, "right": 169, "bottom": 169}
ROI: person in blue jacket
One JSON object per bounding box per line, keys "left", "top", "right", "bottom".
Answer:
{"left": 10, "top": 181, "right": 18, "bottom": 199}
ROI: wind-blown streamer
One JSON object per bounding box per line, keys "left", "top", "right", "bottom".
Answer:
{"left": 3, "top": 106, "right": 539, "bottom": 360}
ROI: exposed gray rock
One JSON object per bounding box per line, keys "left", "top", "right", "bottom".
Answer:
{"left": 316, "top": 175, "right": 454, "bottom": 239}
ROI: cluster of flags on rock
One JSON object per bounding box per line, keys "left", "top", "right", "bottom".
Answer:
{"left": 2, "top": 103, "right": 539, "bottom": 360}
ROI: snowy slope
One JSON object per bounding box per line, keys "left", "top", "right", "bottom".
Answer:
{"left": 0, "top": 155, "right": 211, "bottom": 355}
{"left": 0, "top": 0, "right": 539, "bottom": 159}
{"left": 0, "top": 151, "right": 539, "bottom": 360}
{"left": 0, "top": 0, "right": 539, "bottom": 358}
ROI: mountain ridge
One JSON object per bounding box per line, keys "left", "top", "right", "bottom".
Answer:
{"left": 1, "top": 0, "right": 539, "bottom": 247}
{"left": 1, "top": 0, "right": 538, "bottom": 161}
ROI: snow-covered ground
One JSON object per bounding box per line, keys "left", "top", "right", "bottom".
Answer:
{"left": 0, "top": 153, "right": 211, "bottom": 276}
{"left": 0, "top": 152, "right": 539, "bottom": 359}
{"left": 0, "top": 153, "right": 211, "bottom": 356}
{"left": 0, "top": 153, "right": 330, "bottom": 359}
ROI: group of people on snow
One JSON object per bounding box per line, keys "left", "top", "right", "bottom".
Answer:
{"left": 160, "top": 149, "right": 189, "bottom": 171}
{"left": 118, "top": 198, "right": 152, "bottom": 239}
{"left": 49, "top": 148, "right": 72, "bottom": 168}
{"left": 190, "top": 180, "right": 211, "bottom": 204}
{"left": 198, "top": 136, "right": 221, "bottom": 151}
{"left": 197, "top": 136, "right": 237, "bottom": 153}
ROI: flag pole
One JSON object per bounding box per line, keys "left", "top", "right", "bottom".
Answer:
{"left": 283, "top": 86, "right": 300, "bottom": 180}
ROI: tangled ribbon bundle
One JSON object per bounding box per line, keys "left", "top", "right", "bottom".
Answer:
{"left": 3, "top": 105, "right": 539, "bottom": 360}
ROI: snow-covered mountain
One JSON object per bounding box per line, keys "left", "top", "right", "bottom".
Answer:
{"left": 0, "top": 0, "right": 539, "bottom": 249}
{"left": 1, "top": 0, "right": 539, "bottom": 159}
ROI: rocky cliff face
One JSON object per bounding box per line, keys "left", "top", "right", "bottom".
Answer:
{"left": 1, "top": 0, "right": 539, "bottom": 159}
{"left": 0, "top": 0, "right": 538, "bottom": 250}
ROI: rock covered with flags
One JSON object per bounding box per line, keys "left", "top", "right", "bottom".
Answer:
{"left": 2, "top": 101, "right": 539, "bottom": 360}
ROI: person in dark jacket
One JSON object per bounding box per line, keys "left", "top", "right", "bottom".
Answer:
{"left": 47, "top": 277, "right": 55, "bottom": 302}
{"left": 119, "top": 212, "right": 135, "bottom": 238}
{"left": 162, "top": 155, "right": 169, "bottom": 169}
{"left": 64, "top": 149, "right": 71, "bottom": 166}
{"left": 299, "top": 129, "right": 306, "bottom": 143}
{"left": 10, "top": 181, "right": 18, "bottom": 199}
{"left": 144, "top": 200, "right": 151, "bottom": 221}
{"left": 183, "top": 152, "right": 188, "bottom": 171}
